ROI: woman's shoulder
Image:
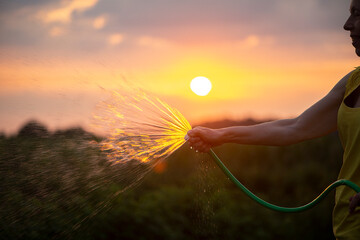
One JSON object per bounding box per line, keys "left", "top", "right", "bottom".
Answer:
{"left": 344, "top": 67, "right": 360, "bottom": 93}
{"left": 333, "top": 70, "right": 353, "bottom": 90}
{"left": 328, "top": 69, "right": 356, "bottom": 98}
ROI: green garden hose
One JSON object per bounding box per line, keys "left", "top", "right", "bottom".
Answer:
{"left": 208, "top": 149, "right": 360, "bottom": 213}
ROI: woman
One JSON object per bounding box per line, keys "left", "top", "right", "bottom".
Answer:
{"left": 187, "top": 0, "right": 360, "bottom": 239}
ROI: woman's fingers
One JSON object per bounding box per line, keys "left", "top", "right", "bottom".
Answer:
{"left": 187, "top": 136, "right": 200, "bottom": 142}
{"left": 193, "top": 143, "right": 210, "bottom": 153}
{"left": 187, "top": 128, "right": 200, "bottom": 137}
{"left": 187, "top": 138, "right": 210, "bottom": 152}
{"left": 186, "top": 127, "right": 213, "bottom": 152}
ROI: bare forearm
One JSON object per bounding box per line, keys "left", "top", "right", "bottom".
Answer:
{"left": 217, "top": 118, "right": 300, "bottom": 146}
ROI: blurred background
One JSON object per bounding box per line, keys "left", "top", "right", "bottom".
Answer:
{"left": 0, "top": 120, "right": 343, "bottom": 239}
{"left": 0, "top": 0, "right": 357, "bottom": 239}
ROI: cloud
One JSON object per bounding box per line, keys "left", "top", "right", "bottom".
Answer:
{"left": 107, "top": 33, "right": 124, "bottom": 46}
{"left": 93, "top": 15, "right": 107, "bottom": 29}
{"left": 38, "top": 0, "right": 98, "bottom": 24}
{"left": 0, "top": 0, "right": 352, "bottom": 55}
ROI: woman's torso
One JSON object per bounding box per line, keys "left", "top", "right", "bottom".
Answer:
{"left": 334, "top": 67, "right": 360, "bottom": 240}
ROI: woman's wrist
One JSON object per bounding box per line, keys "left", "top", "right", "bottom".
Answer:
{"left": 217, "top": 127, "right": 235, "bottom": 145}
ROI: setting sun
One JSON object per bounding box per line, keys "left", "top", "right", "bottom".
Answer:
{"left": 190, "top": 76, "right": 212, "bottom": 96}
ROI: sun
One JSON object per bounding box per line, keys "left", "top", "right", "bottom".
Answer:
{"left": 190, "top": 76, "right": 212, "bottom": 96}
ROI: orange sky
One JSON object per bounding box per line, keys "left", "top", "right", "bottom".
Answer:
{"left": 0, "top": 0, "right": 359, "bottom": 134}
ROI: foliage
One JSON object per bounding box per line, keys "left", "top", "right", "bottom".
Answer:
{"left": 17, "top": 120, "right": 49, "bottom": 138}
{"left": 0, "top": 120, "right": 344, "bottom": 239}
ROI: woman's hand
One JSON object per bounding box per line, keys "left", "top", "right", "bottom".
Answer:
{"left": 349, "top": 193, "right": 360, "bottom": 214}
{"left": 186, "top": 127, "right": 224, "bottom": 153}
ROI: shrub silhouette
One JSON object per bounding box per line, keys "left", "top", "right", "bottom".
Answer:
{"left": 18, "top": 120, "right": 49, "bottom": 138}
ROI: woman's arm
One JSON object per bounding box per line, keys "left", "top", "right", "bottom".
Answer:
{"left": 187, "top": 72, "right": 351, "bottom": 152}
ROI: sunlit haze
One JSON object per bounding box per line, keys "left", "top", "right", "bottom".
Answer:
{"left": 0, "top": 0, "right": 358, "bottom": 135}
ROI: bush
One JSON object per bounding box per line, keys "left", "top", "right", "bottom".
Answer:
{"left": 18, "top": 120, "right": 49, "bottom": 138}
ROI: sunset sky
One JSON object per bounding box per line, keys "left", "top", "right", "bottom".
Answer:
{"left": 0, "top": 0, "right": 359, "bottom": 135}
